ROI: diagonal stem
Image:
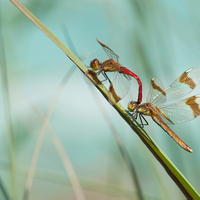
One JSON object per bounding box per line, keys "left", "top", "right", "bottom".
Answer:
{"left": 9, "top": 0, "right": 200, "bottom": 199}
{"left": 89, "top": 88, "right": 144, "bottom": 200}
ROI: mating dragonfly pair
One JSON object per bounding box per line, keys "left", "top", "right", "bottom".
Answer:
{"left": 86, "top": 39, "right": 200, "bottom": 153}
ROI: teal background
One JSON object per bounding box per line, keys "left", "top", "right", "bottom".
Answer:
{"left": 1, "top": 0, "right": 200, "bottom": 199}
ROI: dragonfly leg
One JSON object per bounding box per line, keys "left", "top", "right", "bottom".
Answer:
{"left": 139, "top": 114, "right": 148, "bottom": 128}
{"left": 102, "top": 71, "right": 111, "bottom": 83}
{"left": 134, "top": 112, "right": 138, "bottom": 121}
{"left": 130, "top": 112, "right": 138, "bottom": 121}
{"left": 125, "top": 110, "right": 136, "bottom": 119}
{"left": 125, "top": 110, "right": 148, "bottom": 128}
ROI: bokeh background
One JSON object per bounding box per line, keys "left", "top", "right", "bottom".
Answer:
{"left": 1, "top": 0, "right": 200, "bottom": 199}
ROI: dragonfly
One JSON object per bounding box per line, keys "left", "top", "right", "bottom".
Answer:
{"left": 86, "top": 39, "right": 142, "bottom": 105}
{"left": 127, "top": 68, "right": 200, "bottom": 153}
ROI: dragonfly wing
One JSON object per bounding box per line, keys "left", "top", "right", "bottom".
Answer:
{"left": 108, "top": 73, "right": 131, "bottom": 104}
{"left": 113, "top": 73, "right": 131, "bottom": 99}
{"left": 108, "top": 82, "right": 122, "bottom": 105}
{"left": 96, "top": 39, "right": 119, "bottom": 63}
{"left": 151, "top": 68, "right": 200, "bottom": 106}
{"left": 146, "top": 77, "right": 166, "bottom": 105}
{"left": 158, "top": 95, "right": 200, "bottom": 125}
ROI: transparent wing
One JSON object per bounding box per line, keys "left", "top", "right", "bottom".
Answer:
{"left": 96, "top": 39, "right": 119, "bottom": 63}
{"left": 120, "top": 67, "right": 143, "bottom": 103}
{"left": 146, "top": 77, "right": 165, "bottom": 104}
{"left": 108, "top": 82, "right": 122, "bottom": 105}
{"left": 158, "top": 95, "right": 200, "bottom": 125}
{"left": 108, "top": 73, "right": 131, "bottom": 105}
{"left": 150, "top": 68, "right": 200, "bottom": 106}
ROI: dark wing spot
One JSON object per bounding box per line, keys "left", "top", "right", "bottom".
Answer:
{"left": 109, "top": 82, "right": 121, "bottom": 104}
{"left": 179, "top": 71, "right": 196, "bottom": 89}
{"left": 185, "top": 96, "right": 200, "bottom": 118}
{"left": 151, "top": 79, "right": 166, "bottom": 96}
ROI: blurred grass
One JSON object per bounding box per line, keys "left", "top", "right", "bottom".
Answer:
{"left": 22, "top": 71, "right": 86, "bottom": 200}
{"left": 88, "top": 87, "right": 144, "bottom": 200}
{"left": 62, "top": 26, "right": 144, "bottom": 199}
{"left": 0, "top": 0, "right": 199, "bottom": 199}
{"left": 9, "top": 0, "right": 200, "bottom": 199}
{"left": 0, "top": 30, "right": 16, "bottom": 200}
{"left": 25, "top": 95, "right": 86, "bottom": 200}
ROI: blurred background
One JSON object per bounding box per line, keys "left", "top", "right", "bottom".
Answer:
{"left": 1, "top": 0, "right": 200, "bottom": 199}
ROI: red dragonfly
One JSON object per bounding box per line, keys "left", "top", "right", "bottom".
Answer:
{"left": 127, "top": 68, "right": 200, "bottom": 153}
{"left": 86, "top": 39, "right": 142, "bottom": 105}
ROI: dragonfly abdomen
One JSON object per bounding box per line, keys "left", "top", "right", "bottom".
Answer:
{"left": 151, "top": 114, "right": 193, "bottom": 153}
{"left": 120, "top": 67, "right": 142, "bottom": 104}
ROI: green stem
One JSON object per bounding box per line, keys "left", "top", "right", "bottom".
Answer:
{"left": 9, "top": 0, "right": 200, "bottom": 199}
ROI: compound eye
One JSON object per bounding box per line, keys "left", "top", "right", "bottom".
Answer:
{"left": 127, "top": 101, "right": 137, "bottom": 112}
{"left": 90, "top": 59, "right": 99, "bottom": 71}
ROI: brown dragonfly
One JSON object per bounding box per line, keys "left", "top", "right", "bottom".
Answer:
{"left": 86, "top": 39, "right": 142, "bottom": 105}
{"left": 127, "top": 68, "right": 200, "bottom": 153}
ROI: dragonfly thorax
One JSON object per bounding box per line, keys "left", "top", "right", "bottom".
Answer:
{"left": 137, "top": 103, "right": 152, "bottom": 116}
{"left": 128, "top": 101, "right": 152, "bottom": 115}
{"left": 101, "top": 59, "right": 121, "bottom": 72}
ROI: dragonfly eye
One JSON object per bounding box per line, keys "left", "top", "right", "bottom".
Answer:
{"left": 127, "top": 101, "right": 137, "bottom": 112}
{"left": 90, "top": 59, "right": 99, "bottom": 71}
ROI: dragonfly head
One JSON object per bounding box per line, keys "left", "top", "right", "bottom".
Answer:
{"left": 90, "top": 59, "right": 100, "bottom": 71}
{"left": 127, "top": 101, "right": 138, "bottom": 112}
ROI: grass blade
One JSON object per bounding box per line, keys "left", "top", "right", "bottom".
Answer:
{"left": 9, "top": 0, "right": 200, "bottom": 199}
{"left": 0, "top": 33, "right": 16, "bottom": 199}
{"left": 89, "top": 87, "right": 144, "bottom": 200}
{"left": 24, "top": 96, "right": 86, "bottom": 200}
